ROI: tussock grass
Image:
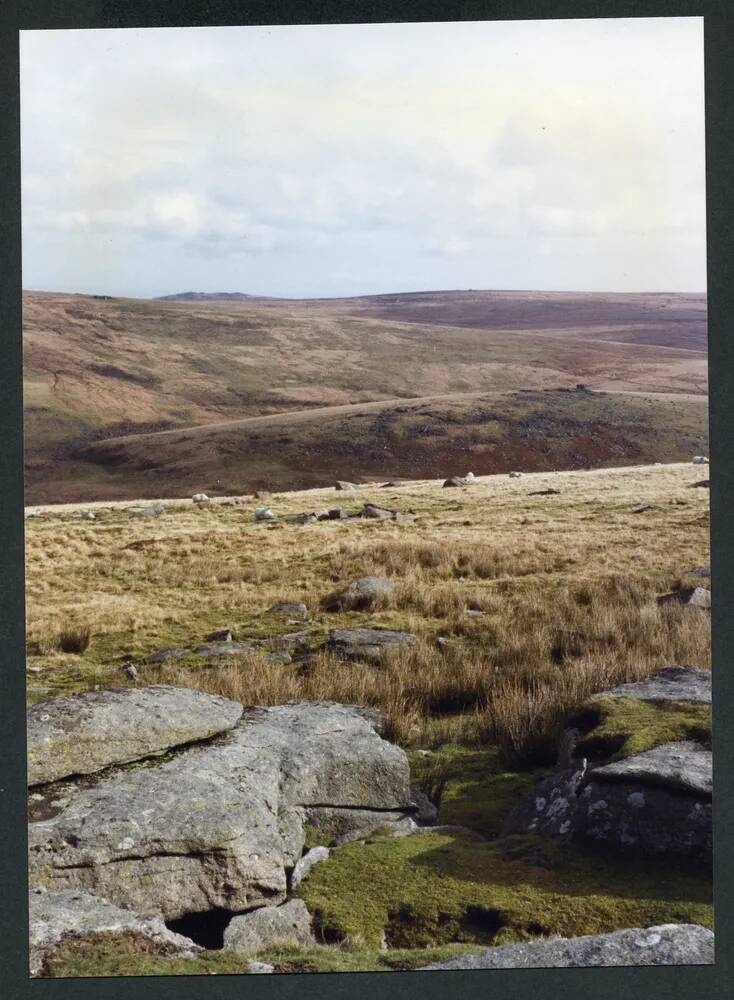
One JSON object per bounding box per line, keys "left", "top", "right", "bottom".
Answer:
{"left": 25, "top": 464, "right": 710, "bottom": 766}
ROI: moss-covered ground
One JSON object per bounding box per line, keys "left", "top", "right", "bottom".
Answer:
{"left": 295, "top": 830, "right": 712, "bottom": 951}
{"left": 575, "top": 696, "right": 712, "bottom": 762}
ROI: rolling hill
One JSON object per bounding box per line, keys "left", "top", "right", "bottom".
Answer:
{"left": 22, "top": 289, "right": 708, "bottom": 503}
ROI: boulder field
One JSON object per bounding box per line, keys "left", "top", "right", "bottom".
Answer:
{"left": 27, "top": 672, "right": 713, "bottom": 974}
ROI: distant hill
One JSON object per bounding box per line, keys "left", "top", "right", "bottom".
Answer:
{"left": 155, "top": 291, "right": 258, "bottom": 301}
{"left": 23, "top": 289, "right": 708, "bottom": 503}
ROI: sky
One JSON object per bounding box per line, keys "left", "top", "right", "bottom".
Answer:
{"left": 20, "top": 18, "right": 706, "bottom": 299}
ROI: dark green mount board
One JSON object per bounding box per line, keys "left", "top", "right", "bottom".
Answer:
{"left": 0, "top": 2, "right": 731, "bottom": 999}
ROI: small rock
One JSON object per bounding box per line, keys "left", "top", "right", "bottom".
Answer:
{"left": 657, "top": 587, "right": 710, "bottom": 609}
{"left": 284, "top": 512, "right": 318, "bottom": 525}
{"left": 692, "top": 455, "right": 709, "bottom": 465}
{"left": 121, "top": 663, "right": 138, "bottom": 682}
{"left": 443, "top": 476, "right": 468, "bottom": 488}
{"left": 291, "top": 846, "right": 330, "bottom": 889}
{"left": 362, "top": 503, "right": 395, "bottom": 519}
{"left": 323, "top": 576, "right": 394, "bottom": 612}
{"left": 268, "top": 651, "right": 293, "bottom": 664}
{"left": 255, "top": 507, "right": 277, "bottom": 522}
{"left": 464, "top": 609, "right": 485, "bottom": 618}
{"left": 204, "top": 628, "right": 233, "bottom": 642}
{"left": 223, "top": 899, "right": 315, "bottom": 952}
{"left": 144, "top": 647, "right": 192, "bottom": 664}
{"left": 528, "top": 488, "right": 561, "bottom": 496}
{"left": 600, "top": 665, "right": 711, "bottom": 704}
{"left": 632, "top": 504, "right": 661, "bottom": 513}
{"left": 248, "top": 961, "right": 275, "bottom": 974}
{"left": 335, "top": 481, "right": 358, "bottom": 491}
{"left": 80, "top": 510, "right": 96, "bottom": 521}
{"left": 194, "top": 641, "right": 259, "bottom": 657}
{"left": 690, "top": 480, "right": 710, "bottom": 488}
{"left": 192, "top": 493, "right": 209, "bottom": 504}
{"left": 267, "top": 601, "right": 308, "bottom": 618}
{"left": 465, "top": 472, "right": 475, "bottom": 481}
{"left": 328, "top": 507, "right": 347, "bottom": 519}
{"left": 327, "top": 627, "right": 416, "bottom": 662}
{"left": 509, "top": 471, "right": 522, "bottom": 478}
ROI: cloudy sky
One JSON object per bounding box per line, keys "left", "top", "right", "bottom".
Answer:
{"left": 20, "top": 18, "right": 706, "bottom": 298}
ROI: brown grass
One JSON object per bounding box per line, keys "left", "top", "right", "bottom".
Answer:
{"left": 25, "top": 463, "right": 710, "bottom": 766}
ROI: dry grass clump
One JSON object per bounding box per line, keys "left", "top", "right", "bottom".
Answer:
{"left": 57, "top": 624, "right": 92, "bottom": 654}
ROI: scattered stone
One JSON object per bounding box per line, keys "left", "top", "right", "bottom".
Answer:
{"left": 290, "top": 846, "right": 331, "bottom": 890}
{"left": 464, "top": 609, "right": 485, "bottom": 618}
{"left": 381, "top": 480, "right": 411, "bottom": 487}
{"left": 25, "top": 510, "right": 43, "bottom": 519}
{"left": 270, "top": 631, "right": 312, "bottom": 652}
{"left": 362, "top": 503, "right": 395, "bottom": 519}
{"left": 27, "top": 685, "right": 243, "bottom": 786}
{"left": 192, "top": 493, "right": 209, "bottom": 504}
{"left": 130, "top": 504, "right": 164, "bottom": 518}
{"left": 657, "top": 587, "right": 710, "bottom": 609}
{"left": 29, "top": 889, "right": 200, "bottom": 976}
{"left": 509, "top": 471, "right": 522, "bottom": 478}
{"left": 692, "top": 455, "right": 709, "bottom": 465}
{"left": 267, "top": 601, "right": 308, "bottom": 618}
{"left": 327, "top": 627, "right": 417, "bottom": 662}
{"left": 255, "top": 507, "right": 277, "bottom": 522}
{"left": 323, "top": 576, "right": 394, "bottom": 612}
{"left": 335, "top": 481, "right": 358, "bottom": 491}
{"left": 410, "top": 788, "right": 439, "bottom": 826}
{"left": 328, "top": 507, "right": 347, "bottom": 519}
{"left": 223, "top": 899, "right": 315, "bottom": 952}
{"left": 632, "top": 504, "right": 661, "bottom": 513}
{"left": 121, "top": 663, "right": 138, "bottom": 682}
{"left": 422, "top": 924, "right": 714, "bottom": 969}
{"left": 284, "top": 512, "right": 318, "bottom": 525}
{"left": 28, "top": 700, "right": 414, "bottom": 919}
{"left": 268, "top": 651, "right": 293, "bottom": 664}
{"left": 690, "top": 479, "right": 710, "bottom": 488}
{"left": 248, "top": 961, "right": 275, "bottom": 974}
{"left": 80, "top": 510, "right": 96, "bottom": 521}
{"left": 143, "top": 647, "right": 192, "bottom": 664}
{"left": 465, "top": 472, "right": 475, "bottom": 481}
{"left": 528, "top": 488, "right": 561, "bottom": 496}
{"left": 194, "top": 641, "right": 259, "bottom": 658}
{"left": 443, "top": 476, "right": 469, "bottom": 487}
{"left": 600, "top": 665, "right": 711, "bottom": 704}
{"left": 204, "top": 628, "right": 233, "bottom": 642}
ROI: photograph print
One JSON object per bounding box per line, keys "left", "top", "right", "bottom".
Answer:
{"left": 21, "top": 16, "right": 713, "bottom": 978}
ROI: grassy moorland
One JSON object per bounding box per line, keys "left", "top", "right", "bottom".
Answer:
{"left": 25, "top": 461, "right": 712, "bottom": 975}
{"left": 25, "top": 462, "right": 710, "bottom": 764}
{"left": 23, "top": 290, "right": 707, "bottom": 502}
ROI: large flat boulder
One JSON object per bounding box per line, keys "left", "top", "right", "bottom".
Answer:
{"left": 323, "top": 576, "right": 394, "bottom": 612}
{"left": 422, "top": 924, "right": 714, "bottom": 969}
{"left": 28, "top": 699, "right": 414, "bottom": 920}
{"left": 29, "top": 889, "right": 199, "bottom": 976}
{"left": 600, "top": 666, "right": 711, "bottom": 704}
{"left": 327, "top": 628, "right": 416, "bottom": 662}
{"left": 27, "top": 685, "right": 244, "bottom": 786}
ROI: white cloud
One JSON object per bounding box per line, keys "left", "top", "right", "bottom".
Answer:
{"left": 20, "top": 18, "right": 706, "bottom": 296}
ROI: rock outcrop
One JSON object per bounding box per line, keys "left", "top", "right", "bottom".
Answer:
{"left": 27, "top": 685, "right": 243, "bottom": 786}
{"left": 223, "top": 900, "right": 315, "bottom": 952}
{"left": 657, "top": 587, "right": 711, "bottom": 609}
{"left": 599, "top": 665, "right": 711, "bottom": 704}
{"left": 422, "top": 924, "right": 714, "bottom": 969}
{"left": 28, "top": 696, "right": 415, "bottom": 921}
{"left": 29, "top": 889, "right": 199, "bottom": 976}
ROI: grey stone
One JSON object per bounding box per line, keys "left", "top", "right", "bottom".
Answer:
{"left": 327, "top": 627, "right": 417, "bottom": 662}
{"left": 528, "top": 488, "right": 561, "bottom": 496}
{"left": 335, "top": 481, "right": 358, "bottom": 491}
{"left": 592, "top": 742, "right": 712, "bottom": 797}
{"left": 284, "top": 512, "right": 318, "bottom": 525}
{"left": 192, "top": 493, "right": 209, "bottom": 503}
{"left": 362, "top": 503, "right": 395, "bottom": 519}
{"left": 223, "top": 899, "right": 314, "bottom": 952}
{"left": 29, "top": 889, "right": 199, "bottom": 976}
{"left": 270, "top": 631, "right": 312, "bottom": 651}
{"left": 599, "top": 666, "right": 711, "bottom": 704}
{"left": 29, "top": 700, "right": 413, "bottom": 920}
{"left": 422, "top": 924, "right": 714, "bottom": 969}
{"left": 684, "top": 566, "right": 711, "bottom": 578}
{"left": 248, "top": 961, "right": 275, "bottom": 973}
{"left": 309, "top": 806, "right": 417, "bottom": 846}
{"left": 27, "top": 685, "right": 243, "bottom": 786}
{"left": 657, "top": 587, "right": 710, "bottom": 609}
{"left": 268, "top": 651, "right": 293, "bottom": 664}
{"left": 323, "top": 576, "right": 394, "bottom": 612}
{"left": 328, "top": 508, "right": 347, "bottom": 519}
{"left": 194, "top": 641, "right": 259, "bottom": 657}
{"left": 204, "top": 628, "right": 233, "bottom": 642}
{"left": 291, "top": 846, "right": 330, "bottom": 889}
{"left": 268, "top": 601, "right": 308, "bottom": 617}
{"left": 255, "top": 507, "right": 277, "bottom": 522}
{"left": 443, "top": 477, "right": 468, "bottom": 488}
{"left": 143, "top": 647, "right": 192, "bottom": 664}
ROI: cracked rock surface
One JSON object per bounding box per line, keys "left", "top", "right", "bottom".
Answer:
{"left": 28, "top": 696, "right": 414, "bottom": 920}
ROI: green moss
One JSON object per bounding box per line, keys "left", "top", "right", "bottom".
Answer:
{"left": 576, "top": 697, "right": 712, "bottom": 762}
{"left": 409, "top": 746, "right": 547, "bottom": 838}
{"left": 296, "top": 830, "right": 712, "bottom": 950}
{"left": 43, "top": 938, "right": 478, "bottom": 977}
